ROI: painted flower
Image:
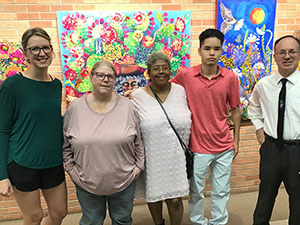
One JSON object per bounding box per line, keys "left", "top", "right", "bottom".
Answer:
{"left": 133, "top": 30, "right": 143, "bottom": 42}
{"left": 80, "top": 68, "right": 90, "bottom": 78}
{"left": 62, "top": 14, "right": 78, "bottom": 31}
{"left": 65, "top": 86, "right": 77, "bottom": 104}
{"left": 174, "top": 17, "right": 185, "bottom": 32}
{"left": 6, "top": 70, "right": 18, "bottom": 78}
{"left": 246, "top": 34, "right": 260, "bottom": 46}
{"left": 91, "top": 24, "right": 105, "bottom": 39}
{"left": 233, "top": 68, "right": 243, "bottom": 78}
{"left": 9, "top": 50, "right": 25, "bottom": 64}
{"left": 253, "top": 62, "right": 265, "bottom": 73}
{"left": 74, "top": 58, "right": 85, "bottom": 68}
{"left": 162, "top": 47, "right": 173, "bottom": 58}
{"left": 111, "top": 13, "right": 123, "bottom": 24}
{"left": 70, "top": 32, "right": 82, "bottom": 44}
{"left": 133, "top": 11, "right": 145, "bottom": 25}
{"left": 171, "top": 39, "right": 183, "bottom": 52}
{"left": 70, "top": 45, "right": 84, "bottom": 58}
{"left": 64, "top": 69, "right": 77, "bottom": 81}
{"left": 234, "top": 47, "right": 247, "bottom": 67}
{"left": 0, "top": 43, "right": 9, "bottom": 54}
{"left": 225, "top": 43, "right": 235, "bottom": 57}
{"left": 142, "top": 35, "right": 154, "bottom": 48}
{"left": 102, "top": 26, "right": 117, "bottom": 44}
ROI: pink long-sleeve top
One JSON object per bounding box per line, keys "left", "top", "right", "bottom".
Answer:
{"left": 63, "top": 94, "right": 145, "bottom": 195}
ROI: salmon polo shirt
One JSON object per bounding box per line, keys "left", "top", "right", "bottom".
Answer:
{"left": 171, "top": 65, "right": 240, "bottom": 154}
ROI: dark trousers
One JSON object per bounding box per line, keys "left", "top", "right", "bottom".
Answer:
{"left": 253, "top": 137, "right": 300, "bottom": 225}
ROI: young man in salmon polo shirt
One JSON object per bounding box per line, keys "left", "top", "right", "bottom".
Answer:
{"left": 171, "top": 28, "right": 241, "bottom": 225}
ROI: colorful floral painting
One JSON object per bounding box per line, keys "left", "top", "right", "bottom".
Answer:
{"left": 216, "top": 0, "right": 277, "bottom": 119}
{"left": 57, "top": 11, "right": 191, "bottom": 103}
{"left": 0, "top": 40, "right": 28, "bottom": 84}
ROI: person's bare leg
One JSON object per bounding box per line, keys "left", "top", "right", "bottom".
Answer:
{"left": 42, "top": 181, "right": 67, "bottom": 225}
{"left": 13, "top": 187, "right": 43, "bottom": 225}
{"left": 166, "top": 197, "right": 183, "bottom": 225}
{"left": 147, "top": 201, "right": 164, "bottom": 225}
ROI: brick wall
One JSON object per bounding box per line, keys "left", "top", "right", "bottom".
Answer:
{"left": 0, "top": 0, "right": 299, "bottom": 221}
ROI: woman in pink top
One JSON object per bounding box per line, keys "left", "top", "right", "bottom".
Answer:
{"left": 63, "top": 60, "right": 145, "bottom": 225}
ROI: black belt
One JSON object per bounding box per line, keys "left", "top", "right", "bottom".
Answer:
{"left": 265, "top": 134, "right": 300, "bottom": 145}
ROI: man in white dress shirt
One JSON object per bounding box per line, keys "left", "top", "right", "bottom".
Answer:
{"left": 248, "top": 35, "right": 300, "bottom": 225}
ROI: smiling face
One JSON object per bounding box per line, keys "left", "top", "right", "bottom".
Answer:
{"left": 148, "top": 59, "right": 171, "bottom": 88}
{"left": 90, "top": 64, "right": 116, "bottom": 95}
{"left": 274, "top": 37, "right": 300, "bottom": 77}
{"left": 198, "top": 37, "right": 223, "bottom": 67}
{"left": 24, "top": 35, "right": 53, "bottom": 69}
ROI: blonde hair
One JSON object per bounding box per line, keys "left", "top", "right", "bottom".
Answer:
{"left": 91, "top": 60, "right": 116, "bottom": 76}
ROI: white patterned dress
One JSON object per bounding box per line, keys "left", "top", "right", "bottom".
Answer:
{"left": 132, "top": 83, "right": 191, "bottom": 202}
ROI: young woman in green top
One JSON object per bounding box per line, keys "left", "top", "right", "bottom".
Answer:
{"left": 0, "top": 28, "right": 67, "bottom": 225}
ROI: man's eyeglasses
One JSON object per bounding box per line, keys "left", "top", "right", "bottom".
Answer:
{"left": 275, "top": 49, "right": 300, "bottom": 58}
{"left": 93, "top": 73, "right": 116, "bottom": 81}
{"left": 25, "top": 45, "right": 53, "bottom": 56}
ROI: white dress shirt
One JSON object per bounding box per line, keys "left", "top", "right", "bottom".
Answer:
{"left": 248, "top": 69, "right": 300, "bottom": 140}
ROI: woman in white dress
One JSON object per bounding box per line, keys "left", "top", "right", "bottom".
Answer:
{"left": 131, "top": 52, "right": 191, "bottom": 225}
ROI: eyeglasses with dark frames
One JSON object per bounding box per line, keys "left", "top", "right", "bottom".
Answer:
{"left": 93, "top": 73, "right": 116, "bottom": 81}
{"left": 25, "top": 45, "right": 53, "bottom": 56}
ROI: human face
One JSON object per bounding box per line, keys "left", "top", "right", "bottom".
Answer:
{"left": 91, "top": 65, "right": 116, "bottom": 94}
{"left": 24, "top": 35, "right": 53, "bottom": 69}
{"left": 274, "top": 37, "right": 300, "bottom": 77}
{"left": 149, "top": 59, "right": 170, "bottom": 87}
{"left": 198, "top": 37, "right": 223, "bottom": 67}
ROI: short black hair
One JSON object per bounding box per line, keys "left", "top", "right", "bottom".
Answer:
{"left": 199, "top": 29, "right": 224, "bottom": 47}
{"left": 274, "top": 35, "right": 300, "bottom": 51}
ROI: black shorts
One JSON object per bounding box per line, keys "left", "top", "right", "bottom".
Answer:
{"left": 7, "top": 161, "right": 65, "bottom": 192}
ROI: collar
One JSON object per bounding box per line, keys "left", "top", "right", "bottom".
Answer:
{"left": 194, "top": 64, "right": 224, "bottom": 78}
{"left": 275, "top": 69, "right": 300, "bottom": 85}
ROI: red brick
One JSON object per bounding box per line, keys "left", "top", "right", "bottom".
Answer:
{"left": 191, "top": 19, "right": 202, "bottom": 26}
{"left": 193, "top": 0, "right": 212, "bottom": 2}
{"left": 27, "top": 5, "right": 50, "bottom": 12}
{"left": 152, "top": 0, "right": 171, "bottom": 2}
{"left": 29, "top": 20, "right": 52, "bottom": 28}
{"left": 40, "top": 12, "right": 56, "bottom": 20}
{"left": 161, "top": 4, "right": 181, "bottom": 10}
{"left": 50, "top": 4, "right": 74, "bottom": 11}
{"left": 130, "top": 0, "right": 151, "bottom": 2}
{"left": 2, "top": 4, "right": 27, "bottom": 12}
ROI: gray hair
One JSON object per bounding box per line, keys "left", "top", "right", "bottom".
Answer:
{"left": 146, "top": 52, "right": 170, "bottom": 72}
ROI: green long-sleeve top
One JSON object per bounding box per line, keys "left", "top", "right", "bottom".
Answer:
{"left": 0, "top": 73, "right": 63, "bottom": 180}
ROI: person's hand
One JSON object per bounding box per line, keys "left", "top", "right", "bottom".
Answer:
{"left": 256, "top": 128, "right": 265, "bottom": 145}
{"left": 0, "top": 178, "right": 13, "bottom": 197}
{"left": 227, "top": 119, "right": 234, "bottom": 130}
{"left": 134, "top": 168, "right": 142, "bottom": 179}
{"left": 124, "top": 89, "right": 136, "bottom": 99}
{"left": 233, "top": 140, "right": 239, "bottom": 160}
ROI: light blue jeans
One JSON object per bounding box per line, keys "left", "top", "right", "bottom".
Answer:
{"left": 76, "top": 181, "right": 136, "bottom": 225}
{"left": 189, "top": 150, "right": 234, "bottom": 225}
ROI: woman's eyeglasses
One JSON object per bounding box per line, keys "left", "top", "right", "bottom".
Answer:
{"left": 26, "top": 45, "right": 53, "bottom": 56}
{"left": 94, "top": 73, "right": 116, "bottom": 81}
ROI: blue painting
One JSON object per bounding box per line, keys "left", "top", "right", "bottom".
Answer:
{"left": 57, "top": 11, "right": 191, "bottom": 103}
{"left": 216, "top": 0, "right": 277, "bottom": 119}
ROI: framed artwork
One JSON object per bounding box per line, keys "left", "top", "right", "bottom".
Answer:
{"left": 216, "top": 0, "right": 277, "bottom": 119}
{"left": 57, "top": 11, "right": 191, "bottom": 103}
{"left": 0, "top": 41, "right": 28, "bottom": 84}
